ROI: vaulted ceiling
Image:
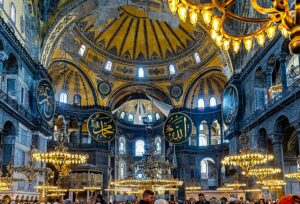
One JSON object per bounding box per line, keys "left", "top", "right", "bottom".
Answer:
{"left": 44, "top": 1, "right": 232, "bottom": 108}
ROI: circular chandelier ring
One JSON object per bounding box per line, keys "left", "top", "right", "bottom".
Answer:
{"left": 220, "top": 17, "right": 272, "bottom": 39}
{"left": 212, "top": 0, "right": 270, "bottom": 22}
{"left": 250, "top": 0, "right": 277, "bottom": 14}
{"left": 180, "top": 0, "right": 215, "bottom": 10}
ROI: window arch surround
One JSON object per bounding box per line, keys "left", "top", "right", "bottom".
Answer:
{"left": 10, "top": 3, "right": 16, "bottom": 24}
{"left": 135, "top": 140, "right": 145, "bottom": 156}
{"left": 119, "top": 137, "right": 126, "bottom": 154}
{"left": 200, "top": 157, "right": 215, "bottom": 179}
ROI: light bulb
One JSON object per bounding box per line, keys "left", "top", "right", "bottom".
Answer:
{"left": 212, "top": 16, "right": 221, "bottom": 32}
{"left": 210, "top": 29, "right": 217, "bottom": 40}
{"left": 177, "top": 4, "right": 188, "bottom": 22}
{"left": 223, "top": 38, "right": 231, "bottom": 51}
{"left": 256, "top": 33, "right": 265, "bottom": 47}
{"left": 189, "top": 9, "right": 198, "bottom": 26}
{"left": 244, "top": 37, "right": 253, "bottom": 52}
{"left": 266, "top": 25, "right": 277, "bottom": 39}
{"left": 216, "top": 34, "right": 223, "bottom": 47}
{"left": 201, "top": 9, "right": 212, "bottom": 25}
{"left": 278, "top": 24, "right": 289, "bottom": 38}
{"left": 168, "top": 0, "right": 179, "bottom": 15}
{"left": 232, "top": 40, "right": 241, "bottom": 53}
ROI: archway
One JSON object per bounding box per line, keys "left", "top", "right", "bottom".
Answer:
{"left": 254, "top": 67, "right": 266, "bottom": 110}
{"left": 1, "top": 121, "right": 16, "bottom": 174}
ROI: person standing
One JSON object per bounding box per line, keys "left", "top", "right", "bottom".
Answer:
{"left": 195, "top": 194, "right": 209, "bottom": 204}
{"left": 139, "top": 190, "right": 155, "bottom": 204}
{"left": 95, "top": 195, "right": 106, "bottom": 204}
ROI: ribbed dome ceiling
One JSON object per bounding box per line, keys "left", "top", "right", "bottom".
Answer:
{"left": 76, "top": 6, "right": 205, "bottom": 64}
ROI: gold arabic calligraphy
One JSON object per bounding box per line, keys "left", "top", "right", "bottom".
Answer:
{"left": 165, "top": 115, "right": 191, "bottom": 142}
{"left": 90, "top": 116, "right": 115, "bottom": 139}
{"left": 37, "top": 83, "right": 54, "bottom": 119}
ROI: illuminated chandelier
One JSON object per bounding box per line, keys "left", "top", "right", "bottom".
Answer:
{"left": 216, "top": 187, "right": 234, "bottom": 191}
{"left": 257, "top": 179, "right": 286, "bottom": 191}
{"left": 14, "top": 146, "right": 46, "bottom": 183}
{"left": 109, "top": 143, "right": 183, "bottom": 192}
{"left": 242, "top": 167, "right": 281, "bottom": 181}
{"left": 167, "top": 0, "right": 300, "bottom": 54}
{"left": 0, "top": 170, "right": 13, "bottom": 190}
{"left": 222, "top": 132, "right": 274, "bottom": 175}
{"left": 32, "top": 119, "right": 88, "bottom": 177}
{"left": 285, "top": 155, "right": 300, "bottom": 182}
{"left": 225, "top": 182, "right": 246, "bottom": 190}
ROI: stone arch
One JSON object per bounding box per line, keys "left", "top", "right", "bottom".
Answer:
{"left": 1, "top": 121, "right": 16, "bottom": 172}
{"left": 211, "top": 120, "right": 221, "bottom": 145}
{"left": 257, "top": 128, "right": 267, "bottom": 151}
{"left": 4, "top": 53, "right": 18, "bottom": 74}
{"left": 254, "top": 67, "right": 266, "bottom": 109}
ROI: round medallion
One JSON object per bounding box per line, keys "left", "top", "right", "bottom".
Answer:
{"left": 222, "top": 85, "right": 239, "bottom": 126}
{"left": 98, "top": 81, "right": 111, "bottom": 96}
{"left": 170, "top": 85, "right": 182, "bottom": 98}
{"left": 87, "top": 112, "right": 117, "bottom": 143}
{"left": 36, "top": 79, "right": 56, "bottom": 122}
{"left": 164, "top": 113, "right": 193, "bottom": 144}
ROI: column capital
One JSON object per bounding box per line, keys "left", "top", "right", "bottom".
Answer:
{"left": 0, "top": 51, "right": 8, "bottom": 62}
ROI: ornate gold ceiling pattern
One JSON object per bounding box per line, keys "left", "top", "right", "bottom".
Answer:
{"left": 48, "top": 61, "right": 96, "bottom": 106}
{"left": 76, "top": 6, "right": 205, "bottom": 63}
{"left": 46, "top": 3, "right": 232, "bottom": 108}
{"left": 185, "top": 71, "right": 227, "bottom": 109}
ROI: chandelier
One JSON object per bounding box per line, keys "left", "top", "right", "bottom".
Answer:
{"left": 244, "top": 188, "right": 262, "bottom": 193}
{"left": 14, "top": 146, "right": 46, "bottom": 183}
{"left": 242, "top": 167, "right": 281, "bottom": 181}
{"left": 168, "top": 0, "right": 300, "bottom": 54}
{"left": 185, "top": 185, "right": 201, "bottom": 191}
{"left": 285, "top": 155, "right": 300, "bottom": 181}
{"left": 32, "top": 119, "right": 88, "bottom": 177}
{"left": 0, "top": 171, "right": 12, "bottom": 189}
{"left": 216, "top": 187, "right": 234, "bottom": 191}
{"left": 257, "top": 179, "right": 286, "bottom": 191}
{"left": 225, "top": 182, "right": 246, "bottom": 190}
{"left": 109, "top": 143, "right": 183, "bottom": 192}
{"left": 222, "top": 132, "right": 274, "bottom": 175}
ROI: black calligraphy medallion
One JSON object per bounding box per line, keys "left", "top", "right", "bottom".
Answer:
{"left": 222, "top": 85, "right": 239, "bottom": 126}
{"left": 36, "top": 79, "right": 56, "bottom": 122}
{"left": 87, "top": 112, "right": 117, "bottom": 143}
{"left": 164, "top": 113, "right": 193, "bottom": 144}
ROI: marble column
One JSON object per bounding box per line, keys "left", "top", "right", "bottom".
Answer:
{"left": 266, "top": 66, "right": 273, "bottom": 102}
{"left": 0, "top": 51, "right": 8, "bottom": 90}
{"left": 78, "top": 121, "right": 83, "bottom": 144}
{"left": 208, "top": 124, "right": 212, "bottom": 146}
{"left": 280, "top": 53, "right": 288, "bottom": 93}
{"left": 219, "top": 120, "right": 224, "bottom": 144}
{"left": 272, "top": 133, "right": 285, "bottom": 178}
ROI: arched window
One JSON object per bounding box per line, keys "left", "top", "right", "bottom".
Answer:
{"left": 201, "top": 160, "right": 208, "bottom": 179}
{"left": 73, "top": 94, "right": 81, "bottom": 106}
{"left": 155, "top": 137, "right": 161, "bottom": 154}
{"left": 135, "top": 140, "right": 145, "bottom": 156}
{"left": 194, "top": 52, "right": 201, "bottom": 64}
{"left": 199, "top": 134, "right": 207, "bottom": 146}
{"left": 169, "top": 64, "right": 176, "bottom": 75}
{"left": 209, "top": 97, "right": 217, "bottom": 107}
{"left": 59, "top": 92, "right": 68, "bottom": 103}
{"left": 10, "top": 3, "right": 16, "bottom": 24}
{"left": 119, "top": 137, "right": 125, "bottom": 154}
{"left": 78, "top": 45, "right": 86, "bottom": 56}
{"left": 119, "top": 161, "right": 126, "bottom": 179}
{"left": 199, "top": 124, "right": 204, "bottom": 131}
{"left": 147, "top": 114, "right": 153, "bottom": 122}
{"left": 128, "top": 114, "right": 134, "bottom": 122}
{"left": 120, "top": 112, "right": 125, "bottom": 119}
{"left": 138, "top": 67, "right": 144, "bottom": 78}
{"left": 155, "top": 113, "right": 160, "bottom": 120}
{"left": 197, "top": 98, "right": 205, "bottom": 109}
{"left": 104, "top": 60, "right": 112, "bottom": 72}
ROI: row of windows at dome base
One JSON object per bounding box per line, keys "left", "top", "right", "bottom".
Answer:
{"left": 78, "top": 45, "right": 202, "bottom": 77}
{"left": 119, "top": 112, "right": 160, "bottom": 122}
{"left": 197, "top": 97, "right": 217, "bottom": 108}
{"left": 119, "top": 137, "right": 162, "bottom": 156}
{"left": 58, "top": 92, "right": 81, "bottom": 105}
{"left": 118, "top": 157, "right": 215, "bottom": 180}
{"left": 0, "top": 1, "right": 16, "bottom": 24}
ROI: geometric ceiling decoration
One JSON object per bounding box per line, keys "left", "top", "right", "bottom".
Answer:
{"left": 76, "top": 6, "right": 204, "bottom": 63}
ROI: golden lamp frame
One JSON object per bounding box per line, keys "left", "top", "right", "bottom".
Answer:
{"left": 168, "top": 0, "right": 300, "bottom": 54}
